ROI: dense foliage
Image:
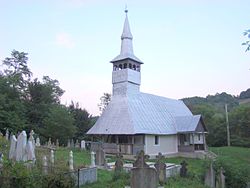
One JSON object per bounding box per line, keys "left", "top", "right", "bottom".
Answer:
{"left": 0, "top": 50, "right": 95, "bottom": 144}
{"left": 183, "top": 92, "right": 250, "bottom": 147}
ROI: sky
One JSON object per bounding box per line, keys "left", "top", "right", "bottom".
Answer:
{"left": 0, "top": 0, "right": 250, "bottom": 115}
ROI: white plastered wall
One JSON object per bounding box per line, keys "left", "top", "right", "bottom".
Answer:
{"left": 144, "top": 134, "right": 178, "bottom": 155}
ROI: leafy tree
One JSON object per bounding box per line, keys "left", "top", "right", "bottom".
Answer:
{"left": 242, "top": 29, "right": 250, "bottom": 52}
{"left": 69, "top": 101, "right": 95, "bottom": 140}
{"left": 41, "top": 105, "right": 76, "bottom": 144}
{"left": 98, "top": 93, "right": 111, "bottom": 114}
{"left": 239, "top": 88, "right": 250, "bottom": 99}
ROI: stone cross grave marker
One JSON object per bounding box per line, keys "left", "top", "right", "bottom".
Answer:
{"left": 154, "top": 152, "right": 166, "bottom": 185}
{"left": 131, "top": 150, "right": 158, "bottom": 188}
{"left": 180, "top": 160, "right": 188, "bottom": 177}
{"left": 114, "top": 153, "right": 123, "bottom": 173}
{"left": 133, "top": 150, "right": 149, "bottom": 168}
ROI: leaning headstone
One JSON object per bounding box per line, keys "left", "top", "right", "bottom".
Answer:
{"left": 90, "top": 151, "right": 95, "bottom": 167}
{"left": 180, "top": 160, "right": 188, "bottom": 177}
{"left": 36, "top": 137, "right": 41, "bottom": 147}
{"left": 133, "top": 150, "right": 149, "bottom": 168}
{"left": 9, "top": 135, "right": 17, "bottom": 160}
{"left": 16, "top": 131, "right": 27, "bottom": 162}
{"left": 95, "top": 148, "right": 105, "bottom": 166}
{"left": 80, "top": 140, "right": 85, "bottom": 149}
{"left": 154, "top": 152, "right": 166, "bottom": 185}
{"left": 205, "top": 162, "right": 215, "bottom": 188}
{"left": 69, "top": 150, "right": 74, "bottom": 171}
{"left": 42, "top": 155, "right": 48, "bottom": 174}
{"left": 26, "top": 140, "right": 36, "bottom": 162}
{"left": 67, "top": 139, "right": 71, "bottom": 148}
{"left": 50, "top": 150, "right": 55, "bottom": 166}
{"left": 56, "top": 139, "right": 59, "bottom": 148}
{"left": 131, "top": 150, "right": 158, "bottom": 188}
{"left": 216, "top": 167, "right": 225, "bottom": 188}
{"left": 114, "top": 153, "right": 123, "bottom": 173}
{"left": 5, "top": 129, "right": 9, "bottom": 140}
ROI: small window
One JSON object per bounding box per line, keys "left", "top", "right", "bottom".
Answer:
{"left": 133, "top": 65, "right": 136, "bottom": 70}
{"left": 124, "top": 63, "right": 127, "bottom": 69}
{"left": 155, "top": 135, "right": 159, "bottom": 145}
{"left": 119, "top": 64, "right": 122, "bottom": 70}
{"left": 198, "top": 134, "right": 201, "bottom": 141}
{"left": 129, "top": 63, "right": 132, "bottom": 69}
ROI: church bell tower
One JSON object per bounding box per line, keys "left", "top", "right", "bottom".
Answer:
{"left": 110, "top": 9, "right": 143, "bottom": 96}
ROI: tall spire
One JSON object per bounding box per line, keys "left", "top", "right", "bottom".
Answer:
{"left": 111, "top": 9, "right": 143, "bottom": 64}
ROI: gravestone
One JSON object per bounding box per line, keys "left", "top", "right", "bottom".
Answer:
{"left": 216, "top": 167, "right": 225, "bottom": 188}
{"left": 9, "top": 135, "right": 17, "bottom": 160}
{"left": 180, "top": 160, "right": 188, "bottom": 177}
{"left": 36, "top": 137, "right": 41, "bottom": 147}
{"left": 5, "top": 129, "right": 9, "bottom": 141}
{"left": 90, "top": 151, "right": 95, "bottom": 167}
{"left": 133, "top": 150, "right": 149, "bottom": 168}
{"left": 16, "top": 131, "right": 27, "bottom": 162}
{"left": 95, "top": 148, "right": 105, "bottom": 166}
{"left": 56, "top": 139, "right": 59, "bottom": 148}
{"left": 48, "top": 138, "right": 52, "bottom": 147}
{"left": 50, "top": 149, "right": 55, "bottom": 166}
{"left": 26, "top": 140, "right": 36, "bottom": 162}
{"left": 75, "top": 139, "right": 80, "bottom": 148}
{"left": 42, "top": 155, "right": 48, "bottom": 174}
{"left": 81, "top": 140, "right": 86, "bottom": 149}
{"left": 70, "top": 139, "right": 74, "bottom": 148}
{"left": 69, "top": 150, "right": 74, "bottom": 171}
{"left": 67, "top": 139, "right": 71, "bottom": 148}
{"left": 205, "top": 162, "right": 215, "bottom": 188}
{"left": 114, "top": 153, "right": 123, "bottom": 173}
{"left": 154, "top": 152, "right": 166, "bottom": 185}
{"left": 131, "top": 150, "right": 158, "bottom": 188}
{"left": 29, "top": 130, "right": 35, "bottom": 147}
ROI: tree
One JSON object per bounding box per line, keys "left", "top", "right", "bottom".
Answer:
{"left": 242, "top": 29, "right": 250, "bottom": 52}
{"left": 98, "top": 93, "right": 111, "bottom": 114}
{"left": 41, "top": 105, "right": 76, "bottom": 144}
{"left": 69, "top": 101, "right": 95, "bottom": 140}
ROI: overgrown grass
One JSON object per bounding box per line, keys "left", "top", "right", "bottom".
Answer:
{"left": 210, "top": 146, "right": 250, "bottom": 188}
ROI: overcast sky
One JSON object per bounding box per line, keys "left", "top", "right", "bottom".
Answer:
{"left": 0, "top": 0, "right": 250, "bottom": 115}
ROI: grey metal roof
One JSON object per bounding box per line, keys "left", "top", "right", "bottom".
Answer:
{"left": 87, "top": 92, "right": 196, "bottom": 135}
{"left": 175, "top": 115, "right": 201, "bottom": 133}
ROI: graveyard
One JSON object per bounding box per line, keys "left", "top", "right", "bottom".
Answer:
{"left": 0, "top": 130, "right": 249, "bottom": 188}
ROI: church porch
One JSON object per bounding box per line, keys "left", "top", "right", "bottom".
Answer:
{"left": 89, "top": 134, "right": 145, "bottom": 155}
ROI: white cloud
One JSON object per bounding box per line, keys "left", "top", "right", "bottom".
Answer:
{"left": 55, "top": 32, "right": 75, "bottom": 48}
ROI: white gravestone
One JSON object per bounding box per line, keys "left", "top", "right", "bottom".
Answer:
{"left": 69, "top": 151, "right": 74, "bottom": 171}
{"left": 50, "top": 150, "right": 54, "bottom": 165}
{"left": 36, "top": 137, "right": 41, "bottom": 147}
{"left": 5, "top": 129, "right": 9, "bottom": 140}
{"left": 91, "top": 151, "right": 96, "bottom": 167}
{"left": 9, "top": 135, "right": 17, "bottom": 160}
{"left": 81, "top": 140, "right": 86, "bottom": 149}
{"left": 48, "top": 138, "right": 52, "bottom": 147}
{"left": 16, "top": 131, "right": 27, "bottom": 162}
{"left": 43, "top": 155, "right": 48, "bottom": 174}
{"left": 67, "top": 139, "right": 70, "bottom": 148}
{"left": 26, "top": 140, "right": 36, "bottom": 162}
{"left": 29, "top": 130, "right": 35, "bottom": 147}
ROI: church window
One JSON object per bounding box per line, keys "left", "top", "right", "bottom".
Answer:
{"left": 155, "top": 135, "right": 159, "bottom": 145}
{"left": 119, "top": 64, "right": 123, "bottom": 70}
{"left": 129, "top": 63, "right": 132, "bottom": 69}
{"left": 124, "top": 63, "right": 127, "bottom": 69}
{"left": 198, "top": 134, "right": 201, "bottom": 141}
{"left": 133, "top": 65, "right": 136, "bottom": 70}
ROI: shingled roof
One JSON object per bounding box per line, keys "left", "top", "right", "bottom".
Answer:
{"left": 87, "top": 92, "right": 200, "bottom": 135}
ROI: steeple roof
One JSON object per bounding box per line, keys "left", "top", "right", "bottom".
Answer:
{"left": 111, "top": 10, "right": 143, "bottom": 64}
